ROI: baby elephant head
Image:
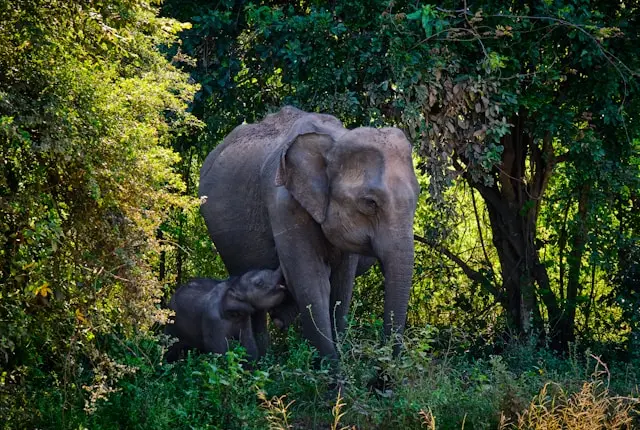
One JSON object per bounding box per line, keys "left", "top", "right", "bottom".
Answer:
{"left": 223, "top": 266, "right": 286, "bottom": 317}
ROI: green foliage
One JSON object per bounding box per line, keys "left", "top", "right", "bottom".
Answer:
{"left": 2, "top": 0, "right": 640, "bottom": 426}
{"left": 11, "top": 327, "right": 640, "bottom": 429}
{"left": 0, "top": 0, "right": 200, "bottom": 421}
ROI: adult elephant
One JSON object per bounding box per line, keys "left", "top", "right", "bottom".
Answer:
{"left": 199, "top": 106, "right": 419, "bottom": 360}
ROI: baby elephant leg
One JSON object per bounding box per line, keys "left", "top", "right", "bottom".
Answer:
{"left": 202, "top": 316, "right": 232, "bottom": 356}
{"left": 269, "top": 294, "right": 299, "bottom": 331}
{"left": 252, "top": 310, "right": 270, "bottom": 358}
{"left": 202, "top": 316, "right": 259, "bottom": 365}
{"left": 239, "top": 320, "right": 260, "bottom": 362}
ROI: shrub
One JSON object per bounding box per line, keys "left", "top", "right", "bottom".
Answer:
{"left": 10, "top": 322, "right": 640, "bottom": 430}
{"left": 0, "top": 0, "right": 200, "bottom": 425}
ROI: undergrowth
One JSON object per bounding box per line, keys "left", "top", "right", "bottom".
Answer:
{"left": 2, "top": 323, "right": 639, "bottom": 429}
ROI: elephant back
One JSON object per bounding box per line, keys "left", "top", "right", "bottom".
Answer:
{"left": 198, "top": 106, "right": 321, "bottom": 274}
{"left": 200, "top": 106, "right": 306, "bottom": 182}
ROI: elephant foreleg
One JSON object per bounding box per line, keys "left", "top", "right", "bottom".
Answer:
{"left": 239, "top": 320, "right": 260, "bottom": 362}
{"left": 202, "top": 317, "right": 232, "bottom": 355}
{"left": 274, "top": 231, "right": 336, "bottom": 359}
{"left": 355, "top": 255, "right": 377, "bottom": 276}
{"left": 295, "top": 271, "right": 335, "bottom": 359}
{"left": 329, "top": 253, "right": 359, "bottom": 337}
{"left": 270, "top": 188, "right": 338, "bottom": 360}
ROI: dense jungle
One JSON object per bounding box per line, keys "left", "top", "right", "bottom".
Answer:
{"left": 1, "top": 0, "right": 639, "bottom": 428}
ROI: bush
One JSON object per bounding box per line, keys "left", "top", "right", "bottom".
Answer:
{"left": 7, "top": 322, "right": 639, "bottom": 429}
{"left": 0, "top": 0, "right": 200, "bottom": 425}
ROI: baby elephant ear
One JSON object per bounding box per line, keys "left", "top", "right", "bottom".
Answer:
{"left": 275, "top": 114, "right": 345, "bottom": 224}
{"left": 222, "top": 289, "right": 254, "bottom": 318}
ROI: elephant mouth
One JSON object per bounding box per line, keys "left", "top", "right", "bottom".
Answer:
{"left": 333, "top": 240, "right": 372, "bottom": 256}
{"left": 343, "top": 236, "right": 377, "bottom": 257}
{"left": 321, "top": 224, "right": 374, "bottom": 255}
{"left": 261, "top": 290, "right": 287, "bottom": 309}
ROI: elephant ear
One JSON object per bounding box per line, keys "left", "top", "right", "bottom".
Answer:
{"left": 221, "top": 288, "right": 254, "bottom": 320}
{"left": 275, "top": 114, "right": 345, "bottom": 224}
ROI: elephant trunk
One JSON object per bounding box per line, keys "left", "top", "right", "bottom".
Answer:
{"left": 378, "top": 233, "right": 415, "bottom": 354}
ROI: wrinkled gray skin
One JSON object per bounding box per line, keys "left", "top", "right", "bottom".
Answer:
{"left": 269, "top": 255, "right": 378, "bottom": 331}
{"left": 199, "top": 106, "right": 420, "bottom": 360}
{"left": 165, "top": 267, "right": 286, "bottom": 362}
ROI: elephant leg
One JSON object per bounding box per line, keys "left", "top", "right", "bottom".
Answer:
{"left": 274, "top": 234, "right": 335, "bottom": 358}
{"left": 329, "top": 253, "right": 359, "bottom": 337}
{"left": 202, "top": 317, "right": 233, "bottom": 355}
{"left": 251, "top": 310, "right": 269, "bottom": 357}
{"left": 356, "top": 255, "right": 377, "bottom": 276}
{"left": 165, "top": 339, "right": 187, "bottom": 363}
{"left": 239, "top": 320, "right": 260, "bottom": 362}
{"left": 294, "top": 270, "right": 334, "bottom": 359}
{"left": 270, "top": 188, "right": 337, "bottom": 359}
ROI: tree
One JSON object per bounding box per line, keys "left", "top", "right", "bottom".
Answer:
{"left": 161, "top": 0, "right": 640, "bottom": 351}
{"left": 0, "top": 0, "right": 198, "bottom": 418}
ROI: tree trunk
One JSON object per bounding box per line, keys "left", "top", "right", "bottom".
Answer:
{"left": 482, "top": 194, "right": 542, "bottom": 336}
{"left": 556, "top": 183, "right": 590, "bottom": 348}
{"left": 466, "top": 113, "right": 565, "bottom": 349}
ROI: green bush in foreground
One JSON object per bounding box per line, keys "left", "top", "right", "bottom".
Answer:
{"left": 0, "top": 1, "right": 200, "bottom": 425}
{"left": 8, "top": 324, "right": 639, "bottom": 430}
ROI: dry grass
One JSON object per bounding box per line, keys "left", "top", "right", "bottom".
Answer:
{"left": 257, "top": 387, "right": 357, "bottom": 430}
{"left": 331, "top": 388, "right": 356, "bottom": 430}
{"left": 500, "top": 357, "right": 640, "bottom": 430}
{"left": 257, "top": 389, "right": 295, "bottom": 430}
{"left": 419, "top": 408, "right": 436, "bottom": 429}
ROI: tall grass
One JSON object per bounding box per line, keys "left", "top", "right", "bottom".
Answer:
{"left": 5, "top": 323, "right": 639, "bottom": 429}
{"left": 501, "top": 357, "right": 639, "bottom": 429}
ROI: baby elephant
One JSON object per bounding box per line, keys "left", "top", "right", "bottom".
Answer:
{"left": 165, "top": 267, "right": 286, "bottom": 362}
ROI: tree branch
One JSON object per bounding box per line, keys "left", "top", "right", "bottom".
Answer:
{"left": 471, "top": 187, "right": 497, "bottom": 287}
{"left": 414, "top": 234, "right": 500, "bottom": 299}
{"left": 453, "top": 154, "right": 511, "bottom": 221}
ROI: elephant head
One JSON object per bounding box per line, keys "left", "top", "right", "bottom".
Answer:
{"left": 274, "top": 114, "right": 420, "bottom": 342}
{"left": 224, "top": 266, "right": 287, "bottom": 315}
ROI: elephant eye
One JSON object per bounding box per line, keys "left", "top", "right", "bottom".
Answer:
{"left": 359, "top": 197, "right": 379, "bottom": 214}
{"left": 226, "top": 310, "right": 246, "bottom": 320}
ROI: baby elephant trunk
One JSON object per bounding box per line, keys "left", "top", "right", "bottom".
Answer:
{"left": 273, "top": 265, "right": 284, "bottom": 285}
{"left": 250, "top": 266, "right": 287, "bottom": 311}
